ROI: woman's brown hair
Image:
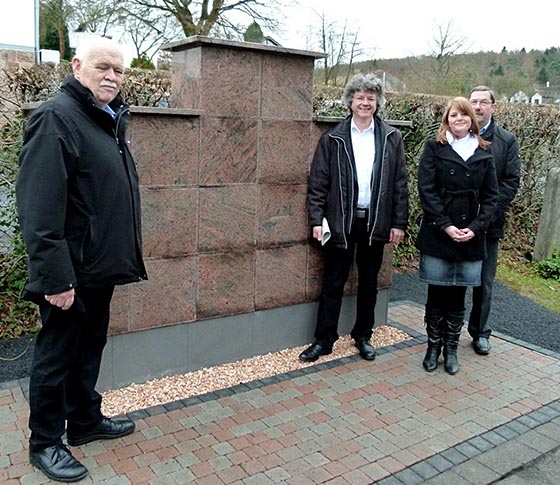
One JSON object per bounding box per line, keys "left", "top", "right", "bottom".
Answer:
{"left": 436, "top": 97, "right": 490, "bottom": 150}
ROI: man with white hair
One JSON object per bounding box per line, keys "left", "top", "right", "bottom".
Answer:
{"left": 16, "top": 37, "right": 147, "bottom": 482}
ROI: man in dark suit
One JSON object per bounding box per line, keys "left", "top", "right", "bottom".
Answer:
{"left": 16, "top": 37, "right": 147, "bottom": 482}
{"left": 467, "top": 86, "right": 521, "bottom": 355}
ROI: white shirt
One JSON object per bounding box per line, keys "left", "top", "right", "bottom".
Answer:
{"left": 351, "top": 118, "right": 375, "bottom": 208}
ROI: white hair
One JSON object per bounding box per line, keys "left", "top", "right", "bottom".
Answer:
{"left": 73, "top": 37, "right": 124, "bottom": 64}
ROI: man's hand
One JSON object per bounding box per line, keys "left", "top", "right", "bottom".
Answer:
{"left": 312, "top": 225, "right": 323, "bottom": 242}
{"left": 45, "top": 289, "right": 75, "bottom": 310}
{"left": 389, "top": 228, "right": 405, "bottom": 244}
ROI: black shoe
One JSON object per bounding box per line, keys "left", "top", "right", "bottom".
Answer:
{"left": 473, "top": 337, "right": 491, "bottom": 355}
{"left": 29, "top": 444, "right": 88, "bottom": 482}
{"left": 299, "top": 343, "right": 332, "bottom": 362}
{"left": 355, "top": 339, "right": 376, "bottom": 361}
{"left": 67, "top": 417, "right": 135, "bottom": 447}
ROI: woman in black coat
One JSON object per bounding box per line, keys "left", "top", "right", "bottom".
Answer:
{"left": 416, "top": 97, "right": 498, "bottom": 375}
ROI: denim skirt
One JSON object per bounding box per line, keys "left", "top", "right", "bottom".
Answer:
{"left": 419, "top": 254, "right": 482, "bottom": 286}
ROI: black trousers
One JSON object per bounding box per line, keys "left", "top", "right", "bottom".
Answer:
{"left": 468, "top": 238, "right": 500, "bottom": 339}
{"left": 315, "top": 217, "right": 385, "bottom": 346}
{"left": 28, "top": 286, "right": 114, "bottom": 451}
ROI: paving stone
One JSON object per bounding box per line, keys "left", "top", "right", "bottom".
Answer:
{"left": 440, "top": 448, "right": 469, "bottom": 465}
{"left": 425, "top": 454, "right": 454, "bottom": 473}
{"left": 410, "top": 460, "right": 440, "bottom": 479}
{"left": 452, "top": 458, "right": 501, "bottom": 483}
{"left": 517, "top": 429, "right": 560, "bottom": 453}
{"left": 475, "top": 440, "right": 541, "bottom": 474}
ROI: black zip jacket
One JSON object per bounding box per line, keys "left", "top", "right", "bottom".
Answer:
{"left": 16, "top": 75, "right": 147, "bottom": 296}
{"left": 481, "top": 120, "right": 521, "bottom": 239}
{"left": 415, "top": 138, "right": 499, "bottom": 261}
{"left": 307, "top": 115, "right": 409, "bottom": 248}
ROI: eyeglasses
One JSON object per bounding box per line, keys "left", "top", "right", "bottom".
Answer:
{"left": 469, "top": 100, "right": 493, "bottom": 107}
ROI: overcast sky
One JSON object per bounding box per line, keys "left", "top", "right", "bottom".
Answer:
{"left": 2, "top": 0, "right": 558, "bottom": 63}
{"left": 277, "top": 0, "right": 560, "bottom": 59}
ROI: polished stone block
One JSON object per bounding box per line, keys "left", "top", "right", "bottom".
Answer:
{"left": 141, "top": 187, "right": 198, "bottom": 258}
{"left": 198, "top": 47, "right": 261, "bottom": 117}
{"left": 261, "top": 56, "right": 315, "bottom": 120}
{"left": 170, "top": 47, "right": 201, "bottom": 110}
{"left": 108, "top": 285, "right": 130, "bottom": 336}
{"left": 306, "top": 244, "right": 324, "bottom": 302}
{"left": 256, "top": 245, "right": 307, "bottom": 310}
{"left": 199, "top": 185, "right": 257, "bottom": 252}
{"left": 198, "top": 252, "right": 255, "bottom": 318}
{"left": 200, "top": 117, "right": 258, "bottom": 184}
{"left": 258, "top": 184, "right": 308, "bottom": 247}
{"left": 129, "top": 257, "right": 197, "bottom": 331}
{"left": 259, "top": 120, "right": 312, "bottom": 184}
{"left": 130, "top": 115, "right": 199, "bottom": 186}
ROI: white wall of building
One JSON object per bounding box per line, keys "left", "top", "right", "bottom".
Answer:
{"left": 0, "top": 0, "right": 36, "bottom": 50}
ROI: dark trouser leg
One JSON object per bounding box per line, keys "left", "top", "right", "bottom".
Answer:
{"left": 469, "top": 238, "right": 499, "bottom": 339}
{"left": 315, "top": 244, "right": 355, "bottom": 346}
{"left": 65, "top": 286, "right": 114, "bottom": 432}
{"left": 351, "top": 238, "right": 385, "bottom": 342}
{"left": 29, "top": 286, "right": 114, "bottom": 451}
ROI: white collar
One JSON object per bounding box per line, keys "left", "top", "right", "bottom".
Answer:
{"left": 446, "top": 131, "right": 479, "bottom": 161}
{"left": 351, "top": 117, "right": 374, "bottom": 134}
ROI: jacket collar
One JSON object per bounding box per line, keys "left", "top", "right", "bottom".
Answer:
{"left": 481, "top": 119, "right": 495, "bottom": 140}
{"left": 61, "top": 75, "right": 127, "bottom": 115}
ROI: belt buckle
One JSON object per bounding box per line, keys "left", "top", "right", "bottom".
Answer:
{"left": 356, "top": 208, "right": 367, "bottom": 219}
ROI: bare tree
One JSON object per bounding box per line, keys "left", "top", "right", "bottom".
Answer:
{"left": 314, "top": 13, "right": 363, "bottom": 86}
{"left": 127, "top": 0, "right": 282, "bottom": 38}
{"left": 428, "top": 20, "right": 470, "bottom": 76}
{"left": 120, "top": 4, "right": 182, "bottom": 63}
{"left": 70, "top": 0, "right": 125, "bottom": 37}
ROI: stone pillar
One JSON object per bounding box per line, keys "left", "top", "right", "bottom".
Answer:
{"left": 534, "top": 167, "right": 560, "bottom": 261}
{"left": 162, "top": 36, "right": 326, "bottom": 316}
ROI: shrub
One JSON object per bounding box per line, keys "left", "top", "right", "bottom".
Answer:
{"left": 535, "top": 251, "right": 560, "bottom": 280}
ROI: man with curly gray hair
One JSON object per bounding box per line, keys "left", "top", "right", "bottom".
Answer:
{"left": 301, "top": 73, "right": 408, "bottom": 363}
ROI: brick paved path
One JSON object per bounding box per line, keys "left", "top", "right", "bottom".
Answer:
{"left": 2, "top": 301, "right": 560, "bottom": 484}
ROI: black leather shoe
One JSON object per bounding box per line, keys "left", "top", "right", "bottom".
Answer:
{"left": 67, "top": 417, "right": 135, "bottom": 447}
{"left": 355, "top": 339, "right": 376, "bottom": 360}
{"left": 299, "top": 343, "right": 332, "bottom": 362}
{"left": 473, "top": 337, "right": 491, "bottom": 355}
{"left": 29, "top": 444, "right": 88, "bottom": 482}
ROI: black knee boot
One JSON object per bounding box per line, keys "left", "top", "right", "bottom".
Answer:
{"left": 443, "top": 310, "right": 465, "bottom": 375}
{"left": 423, "top": 306, "right": 444, "bottom": 372}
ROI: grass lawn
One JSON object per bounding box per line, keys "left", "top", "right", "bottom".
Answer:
{"left": 497, "top": 253, "right": 560, "bottom": 314}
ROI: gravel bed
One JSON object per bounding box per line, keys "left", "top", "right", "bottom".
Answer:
{"left": 101, "top": 325, "right": 411, "bottom": 416}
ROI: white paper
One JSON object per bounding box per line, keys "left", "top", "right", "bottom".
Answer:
{"left": 321, "top": 217, "right": 331, "bottom": 246}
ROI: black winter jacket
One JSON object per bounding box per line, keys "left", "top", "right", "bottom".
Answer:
{"left": 307, "top": 116, "right": 409, "bottom": 248}
{"left": 16, "top": 76, "right": 147, "bottom": 296}
{"left": 415, "top": 138, "right": 499, "bottom": 261}
{"left": 481, "top": 120, "right": 521, "bottom": 239}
